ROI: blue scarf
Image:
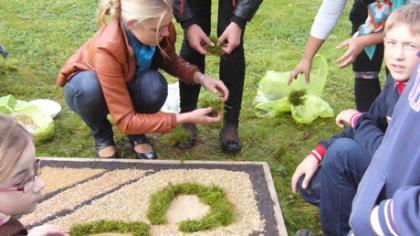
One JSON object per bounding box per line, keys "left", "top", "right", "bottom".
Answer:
{"left": 125, "top": 29, "right": 157, "bottom": 78}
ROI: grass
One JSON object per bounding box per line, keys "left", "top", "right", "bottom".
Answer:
{"left": 0, "top": 0, "right": 379, "bottom": 234}
{"left": 70, "top": 220, "right": 150, "bottom": 236}
{"left": 147, "top": 182, "right": 234, "bottom": 232}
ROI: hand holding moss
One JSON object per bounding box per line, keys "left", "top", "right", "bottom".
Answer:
{"left": 176, "top": 107, "right": 221, "bottom": 125}
{"left": 205, "top": 36, "right": 225, "bottom": 57}
{"left": 199, "top": 94, "right": 224, "bottom": 118}
{"left": 193, "top": 72, "right": 229, "bottom": 102}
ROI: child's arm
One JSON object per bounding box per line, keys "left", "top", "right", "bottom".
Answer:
{"left": 369, "top": 186, "right": 420, "bottom": 235}
{"left": 289, "top": 0, "right": 348, "bottom": 84}
{"left": 291, "top": 127, "right": 355, "bottom": 193}
{"left": 336, "top": 31, "right": 384, "bottom": 68}
{"left": 291, "top": 153, "right": 320, "bottom": 193}
{"left": 351, "top": 81, "right": 392, "bottom": 158}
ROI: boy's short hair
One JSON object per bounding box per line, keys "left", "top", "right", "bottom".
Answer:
{"left": 385, "top": 4, "right": 420, "bottom": 36}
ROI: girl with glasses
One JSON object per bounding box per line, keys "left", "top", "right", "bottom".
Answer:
{"left": 0, "top": 115, "right": 68, "bottom": 236}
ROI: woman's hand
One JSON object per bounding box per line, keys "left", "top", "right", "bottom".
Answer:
{"left": 194, "top": 73, "right": 229, "bottom": 102}
{"left": 289, "top": 58, "right": 312, "bottom": 84}
{"left": 291, "top": 154, "right": 319, "bottom": 193}
{"left": 186, "top": 24, "right": 214, "bottom": 55}
{"left": 28, "top": 225, "right": 69, "bottom": 236}
{"left": 218, "top": 22, "right": 242, "bottom": 54}
{"left": 336, "top": 37, "right": 365, "bottom": 68}
{"left": 176, "top": 107, "right": 221, "bottom": 125}
{"left": 336, "top": 109, "right": 358, "bottom": 128}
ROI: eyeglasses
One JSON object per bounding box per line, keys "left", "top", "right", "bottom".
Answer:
{"left": 0, "top": 159, "right": 41, "bottom": 193}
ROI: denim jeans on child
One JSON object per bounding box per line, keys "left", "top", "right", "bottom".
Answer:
{"left": 64, "top": 70, "right": 168, "bottom": 146}
{"left": 298, "top": 138, "right": 371, "bottom": 236}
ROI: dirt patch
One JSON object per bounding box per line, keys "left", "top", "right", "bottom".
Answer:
{"left": 166, "top": 194, "right": 210, "bottom": 224}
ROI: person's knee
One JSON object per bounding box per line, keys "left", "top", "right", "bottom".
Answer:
{"left": 132, "top": 70, "right": 168, "bottom": 112}
{"left": 65, "top": 71, "right": 104, "bottom": 109}
{"left": 323, "top": 138, "right": 364, "bottom": 171}
{"left": 297, "top": 174, "right": 321, "bottom": 206}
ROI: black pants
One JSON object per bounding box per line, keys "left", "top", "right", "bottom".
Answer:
{"left": 351, "top": 21, "right": 384, "bottom": 112}
{"left": 179, "top": 0, "right": 245, "bottom": 127}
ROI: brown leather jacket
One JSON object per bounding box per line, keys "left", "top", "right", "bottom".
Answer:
{"left": 0, "top": 218, "right": 28, "bottom": 236}
{"left": 56, "top": 19, "right": 199, "bottom": 134}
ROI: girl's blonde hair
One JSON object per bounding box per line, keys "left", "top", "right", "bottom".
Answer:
{"left": 385, "top": 4, "right": 420, "bottom": 36}
{"left": 97, "top": 0, "right": 173, "bottom": 53}
{"left": 0, "top": 115, "right": 32, "bottom": 183}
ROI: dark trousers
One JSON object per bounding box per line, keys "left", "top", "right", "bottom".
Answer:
{"left": 64, "top": 70, "right": 168, "bottom": 146}
{"left": 179, "top": 0, "right": 245, "bottom": 127}
{"left": 351, "top": 21, "right": 384, "bottom": 112}
{"left": 297, "top": 138, "right": 371, "bottom": 236}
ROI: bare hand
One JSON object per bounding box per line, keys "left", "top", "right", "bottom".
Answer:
{"left": 218, "top": 22, "right": 242, "bottom": 54}
{"left": 336, "top": 37, "right": 365, "bottom": 68}
{"left": 291, "top": 154, "right": 319, "bottom": 193}
{"left": 177, "top": 107, "right": 221, "bottom": 125}
{"left": 200, "top": 75, "right": 229, "bottom": 102}
{"left": 335, "top": 109, "right": 358, "bottom": 128}
{"left": 28, "top": 225, "right": 69, "bottom": 236}
{"left": 289, "top": 59, "right": 312, "bottom": 85}
{"left": 186, "top": 24, "right": 214, "bottom": 55}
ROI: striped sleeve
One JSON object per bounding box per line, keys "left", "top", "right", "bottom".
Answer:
{"left": 310, "top": 144, "right": 327, "bottom": 162}
{"left": 377, "top": 199, "right": 400, "bottom": 236}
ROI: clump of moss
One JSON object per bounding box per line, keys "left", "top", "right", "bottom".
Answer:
{"left": 164, "top": 127, "right": 190, "bottom": 147}
{"left": 147, "top": 182, "right": 235, "bottom": 232}
{"left": 205, "top": 36, "right": 225, "bottom": 57}
{"left": 70, "top": 220, "right": 150, "bottom": 236}
{"left": 199, "top": 93, "right": 224, "bottom": 118}
{"left": 288, "top": 89, "right": 307, "bottom": 106}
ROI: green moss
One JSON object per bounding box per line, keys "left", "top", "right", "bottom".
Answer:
{"left": 199, "top": 93, "right": 224, "bottom": 118}
{"left": 70, "top": 220, "right": 150, "bottom": 236}
{"left": 147, "top": 182, "right": 235, "bottom": 232}
{"left": 204, "top": 36, "right": 225, "bottom": 57}
{"left": 288, "top": 89, "right": 307, "bottom": 106}
{"left": 162, "top": 127, "right": 190, "bottom": 147}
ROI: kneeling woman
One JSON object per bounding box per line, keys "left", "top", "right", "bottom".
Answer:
{"left": 56, "top": 0, "right": 228, "bottom": 159}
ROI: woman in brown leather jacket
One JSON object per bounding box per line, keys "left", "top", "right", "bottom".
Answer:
{"left": 56, "top": 0, "right": 228, "bottom": 159}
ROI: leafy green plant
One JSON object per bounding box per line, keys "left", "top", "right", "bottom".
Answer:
{"left": 70, "top": 220, "right": 150, "bottom": 236}
{"left": 147, "top": 182, "right": 235, "bottom": 232}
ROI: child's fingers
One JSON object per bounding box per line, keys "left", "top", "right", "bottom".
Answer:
{"left": 291, "top": 171, "right": 302, "bottom": 193}
{"left": 302, "top": 171, "right": 315, "bottom": 189}
{"left": 288, "top": 70, "right": 299, "bottom": 85}
{"left": 202, "top": 35, "right": 215, "bottom": 47}
{"left": 338, "top": 56, "right": 354, "bottom": 68}
{"left": 336, "top": 39, "right": 349, "bottom": 49}
{"left": 304, "top": 72, "right": 310, "bottom": 84}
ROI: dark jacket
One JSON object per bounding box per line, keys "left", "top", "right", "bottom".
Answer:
{"left": 0, "top": 218, "right": 27, "bottom": 236}
{"left": 318, "top": 76, "right": 401, "bottom": 159}
{"left": 173, "top": 0, "right": 263, "bottom": 29}
{"left": 56, "top": 19, "right": 199, "bottom": 135}
{"left": 350, "top": 59, "right": 420, "bottom": 236}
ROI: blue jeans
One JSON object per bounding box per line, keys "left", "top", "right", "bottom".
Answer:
{"left": 297, "top": 138, "right": 371, "bottom": 236}
{"left": 64, "top": 70, "right": 168, "bottom": 146}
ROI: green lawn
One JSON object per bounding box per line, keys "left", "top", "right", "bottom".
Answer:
{"left": 0, "top": 0, "right": 369, "bottom": 234}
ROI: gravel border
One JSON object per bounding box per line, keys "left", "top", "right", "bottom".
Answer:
{"left": 35, "top": 158, "right": 287, "bottom": 235}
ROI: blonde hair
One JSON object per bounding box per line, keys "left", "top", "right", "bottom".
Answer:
{"left": 0, "top": 115, "right": 32, "bottom": 183}
{"left": 385, "top": 4, "right": 420, "bottom": 36}
{"left": 97, "top": 0, "right": 173, "bottom": 54}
